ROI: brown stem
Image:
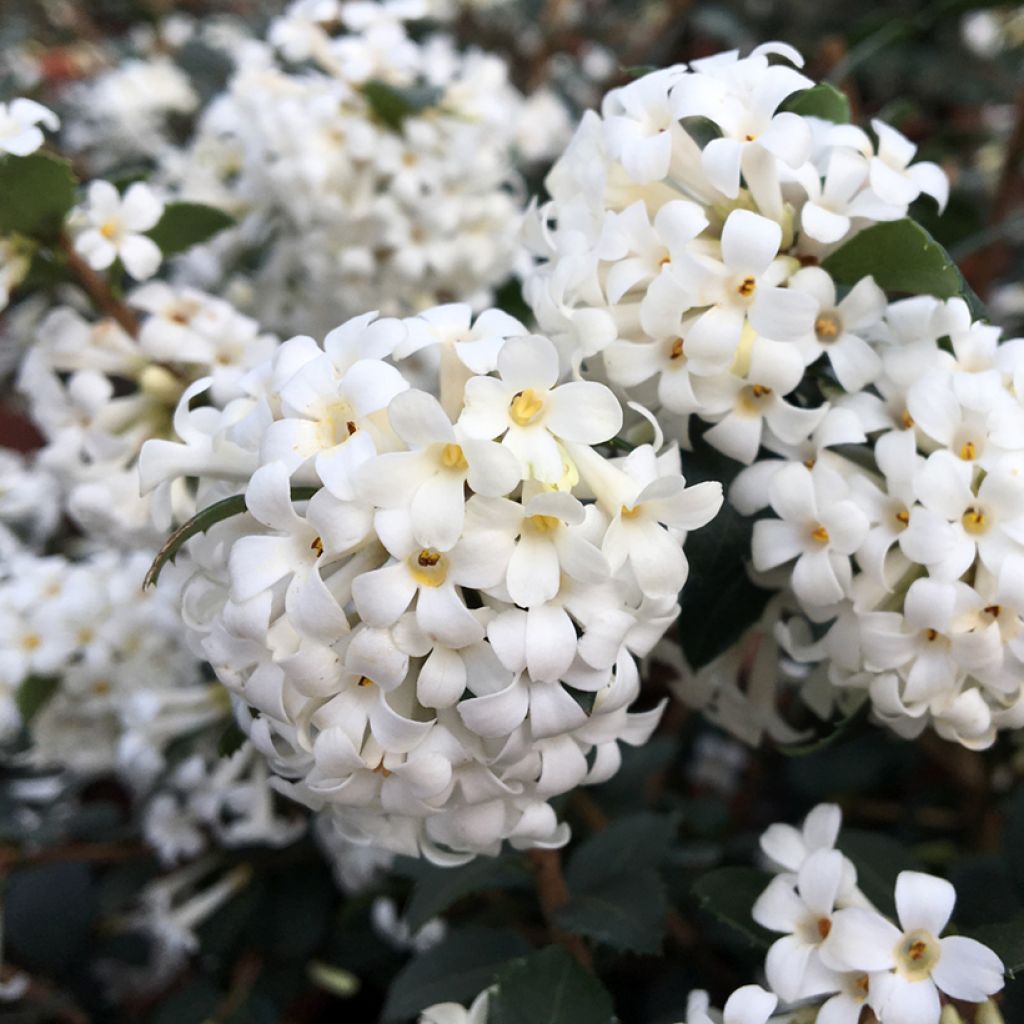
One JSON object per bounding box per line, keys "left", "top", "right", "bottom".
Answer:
{"left": 58, "top": 237, "right": 140, "bottom": 337}
{"left": 526, "top": 848, "right": 593, "bottom": 971}
{"left": 0, "top": 841, "right": 149, "bottom": 873}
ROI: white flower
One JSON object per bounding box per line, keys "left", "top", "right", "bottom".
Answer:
{"left": 419, "top": 990, "right": 490, "bottom": 1024}
{"left": 355, "top": 388, "right": 520, "bottom": 551}
{"left": 752, "top": 848, "right": 848, "bottom": 1001}
{"left": 0, "top": 98, "right": 59, "bottom": 156}
{"left": 458, "top": 334, "right": 622, "bottom": 483}
{"left": 73, "top": 181, "right": 165, "bottom": 280}
{"left": 752, "top": 463, "right": 868, "bottom": 607}
{"left": 822, "top": 871, "right": 1004, "bottom": 1023}
{"left": 867, "top": 119, "right": 949, "bottom": 212}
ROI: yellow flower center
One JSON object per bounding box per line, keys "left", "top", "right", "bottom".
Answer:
{"left": 99, "top": 220, "right": 119, "bottom": 240}
{"left": 736, "top": 275, "right": 757, "bottom": 298}
{"left": 962, "top": 507, "right": 988, "bottom": 535}
{"left": 358, "top": 676, "right": 375, "bottom": 687}
{"left": 669, "top": 337, "right": 685, "bottom": 361}
{"left": 815, "top": 312, "right": 842, "bottom": 342}
{"left": 21, "top": 632, "right": 41, "bottom": 651}
{"left": 310, "top": 536, "right": 324, "bottom": 556}
{"left": 509, "top": 388, "right": 545, "bottom": 426}
{"left": 409, "top": 548, "right": 448, "bottom": 587}
{"left": 895, "top": 929, "right": 941, "bottom": 981}
{"left": 901, "top": 409, "right": 915, "bottom": 429}
{"left": 959, "top": 439, "right": 977, "bottom": 461}
{"left": 620, "top": 505, "right": 643, "bottom": 520}
{"left": 527, "top": 514, "right": 561, "bottom": 534}
{"left": 810, "top": 524, "right": 830, "bottom": 544}
{"left": 440, "top": 443, "right": 468, "bottom": 471}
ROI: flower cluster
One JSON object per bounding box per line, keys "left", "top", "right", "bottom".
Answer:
{"left": 140, "top": 304, "right": 722, "bottom": 861}
{"left": 17, "top": 283, "right": 277, "bottom": 543}
{"left": 0, "top": 546, "right": 216, "bottom": 784}
{"left": 738, "top": 295, "right": 1024, "bottom": 750}
{"left": 525, "top": 43, "right": 945, "bottom": 455}
{"left": 526, "top": 46, "right": 1024, "bottom": 751}
{"left": 166, "top": 0, "right": 568, "bottom": 336}
{"left": 748, "top": 803, "right": 1004, "bottom": 1024}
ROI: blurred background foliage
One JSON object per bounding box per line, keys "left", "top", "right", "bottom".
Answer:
{"left": 2, "top": 2, "right": 1024, "bottom": 1023}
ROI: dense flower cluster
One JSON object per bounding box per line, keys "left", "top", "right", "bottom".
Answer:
{"left": 730, "top": 296, "right": 1024, "bottom": 749}
{"left": 17, "top": 284, "right": 277, "bottom": 543}
{"left": 525, "top": 45, "right": 1024, "bottom": 750}
{"left": 525, "top": 43, "right": 945, "bottom": 452}
{"left": 140, "top": 304, "right": 722, "bottom": 861}
{"left": 167, "top": 0, "right": 568, "bottom": 336}
{"left": 0, "top": 546, "right": 214, "bottom": 782}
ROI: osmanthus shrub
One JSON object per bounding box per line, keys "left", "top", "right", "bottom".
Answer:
{"left": 0, "top": 6, "right": 1021, "bottom": 1023}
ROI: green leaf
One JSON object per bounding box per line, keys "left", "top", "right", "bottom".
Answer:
{"left": 822, "top": 219, "right": 983, "bottom": 316}
{"left": 555, "top": 871, "right": 667, "bottom": 955}
{"left": 777, "top": 699, "right": 870, "bottom": 756}
{"left": 968, "top": 916, "right": 1024, "bottom": 978}
{"left": 691, "top": 866, "right": 774, "bottom": 950}
{"left": 146, "top": 201, "right": 235, "bottom": 256}
{"left": 404, "top": 854, "right": 532, "bottom": 932}
{"left": 555, "top": 814, "right": 675, "bottom": 955}
{"left": 565, "top": 813, "right": 676, "bottom": 888}
{"left": 361, "top": 80, "right": 443, "bottom": 132}
{"left": 839, "top": 828, "right": 920, "bottom": 917}
{"left": 783, "top": 83, "right": 851, "bottom": 123}
{"left": 490, "top": 946, "right": 615, "bottom": 1024}
{"left": 381, "top": 927, "right": 530, "bottom": 1022}
{"left": 217, "top": 720, "right": 247, "bottom": 759}
{"left": 144, "top": 487, "right": 317, "bottom": 589}
{"left": 678, "top": 433, "right": 772, "bottom": 670}
{"left": 0, "top": 153, "right": 77, "bottom": 241}
{"left": 16, "top": 675, "right": 59, "bottom": 725}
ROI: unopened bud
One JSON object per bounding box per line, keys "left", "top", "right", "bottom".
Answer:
{"left": 138, "top": 364, "right": 184, "bottom": 406}
{"left": 977, "top": 999, "right": 1006, "bottom": 1024}
{"left": 939, "top": 1005, "right": 964, "bottom": 1024}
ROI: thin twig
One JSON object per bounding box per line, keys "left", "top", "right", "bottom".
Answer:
{"left": 526, "top": 848, "right": 593, "bottom": 971}
{"left": 58, "top": 237, "right": 140, "bottom": 337}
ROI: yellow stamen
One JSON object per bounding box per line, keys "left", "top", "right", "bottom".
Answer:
{"left": 99, "top": 221, "right": 118, "bottom": 239}
{"left": 751, "top": 383, "right": 772, "bottom": 398}
{"left": 959, "top": 440, "right": 977, "bottom": 461}
{"left": 895, "top": 509, "right": 910, "bottom": 526}
{"left": 410, "top": 548, "right": 447, "bottom": 588}
{"left": 901, "top": 409, "right": 915, "bottom": 429}
{"left": 21, "top": 632, "right": 41, "bottom": 651}
{"left": 985, "top": 604, "right": 1002, "bottom": 618}
{"left": 310, "top": 536, "right": 324, "bottom": 556}
{"left": 509, "top": 388, "right": 545, "bottom": 426}
{"left": 358, "top": 676, "right": 374, "bottom": 687}
{"left": 528, "top": 514, "right": 561, "bottom": 533}
{"left": 926, "top": 628, "right": 939, "bottom": 641}
{"left": 669, "top": 337, "right": 684, "bottom": 361}
{"left": 736, "top": 275, "right": 757, "bottom": 298}
{"left": 620, "top": 505, "right": 643, "bottom": 520}
{"left": 817, "top": 918, "right": 832, "bottom": 940}
{"left": 962, "top": 507, "right": 988, "bottom": 535}
{"left": 810, "top": 524, "right": 830, "bottom": 544}
{"left": 440, "top": 443, "right": 468, "bottom": 471}
{"left": 814, "top": 312, "right": 842, "bottom": 342}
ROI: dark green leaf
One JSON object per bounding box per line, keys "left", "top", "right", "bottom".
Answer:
{"left": 565, "top": 813, "right": 675, "bottom": 889}
{"left": 405, "top": 854, "right": 532, "bottom": 932}
{"left": 6, "top": 863, "right": 98, "bottom": 974}
{"left": 144, "top": 486, "right": 317, "bottom": 588}
{"left": 691, "top": 866, "right": 774, "bottom": 950}
{"left": 490, "top": 946, "right": 615, "bottom": 1024}
{"left": 381, "top": 927, "right": 530, "bottom": 1022}
{"left": 839, "top": 828, "right": 920, "bottom": 917}
{"left": 822, "top": 219, "right": 983, "bottom": 315}
{"left": 678, "top": 434, "right": 772, "bottom": 670}
{"left": 556, "top": 815, "right": 675, "bottom": 955}
{"left": 0, "top": 153, "right": 77, "bottom": 241}
{"left": 783, "top": 83, "right": 851, "bottom": 123}
{"left": 146, "top": 201, "right": 235, "bottom": 256}
{"left": 217, "top": 720, "right": 247, "bottom": 759}
{"left": 777, "top": 699, "right": 870, "bottom": 756}
{"left": 361, "top": 80, "right": 443, "bottom": 132}
{"left": 15, "top": 675, "right": 59, "bottom": 725}
{"left": 968, "top": 916, "right": 1024, "bottom": 978}
{"left": 555, "top": 871, "right": 667, "bottom": 955}
{"left": 148, "top": 979, "right": 222, "bottom": 1024}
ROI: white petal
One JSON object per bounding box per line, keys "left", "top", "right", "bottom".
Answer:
{"left": 894, "top": 871, "right": 955, "bottom": 935}
{"left": 932, "top": 936, "right": 1005, "bottom": 1002}
{"left": 721, "top": 210, "right": 782, "bottom": 275}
